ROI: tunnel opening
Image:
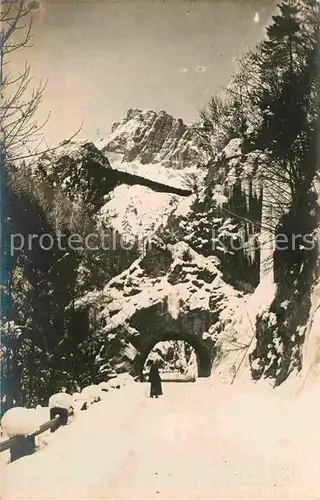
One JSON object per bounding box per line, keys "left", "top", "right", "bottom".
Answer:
{"left": 134, "top": 332, "right": 212, "bottom": 380}
{"left": 143, "top": 340, "right": 198, "bottom": 379}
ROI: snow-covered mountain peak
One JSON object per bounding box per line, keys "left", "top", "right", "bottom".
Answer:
{"left": 97, "top": 108, "right": 211, "bottom": 169}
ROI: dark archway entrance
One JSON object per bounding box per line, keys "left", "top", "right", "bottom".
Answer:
{"left": 144, "top": 340, "right": 197, "bottom": 377}
{"left": 133, "top": 331, "right": 212, "bottom": 380}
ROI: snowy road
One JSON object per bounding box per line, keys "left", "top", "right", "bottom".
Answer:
{"left": 2, "top": 382, "right": 320, "bottom": 499}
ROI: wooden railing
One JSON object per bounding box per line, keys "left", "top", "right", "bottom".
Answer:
{"left": 0, "top": 415, "right": 60, "bottom": 461}
{"left": 0, "top": 404, "right": 76, "bottom": 462}
{"left": 0, "top": 374, "right": 195, "bottom": 463}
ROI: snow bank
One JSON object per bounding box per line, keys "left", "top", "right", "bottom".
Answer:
{"left": 71, "top": 378, "right": 137, "bottom": 410}
{"left": 72, "top": 386, "right": 104, "bottom": 410}
{"left": 98, "top": 381, "right": 109, "bottom": 392}
{"left": 72, "top": 392, "right": 91, "bottom": 412}
{"left": 298, "top": 280, "right": 320, "bottom": 389}
{"left": 107, "top": 373, "right": 136, "bottom": 389}
{"left": 33, "top": 405, "right": 50, "bottom": 424}
{"left": 81, "top": 385, "right": 103, "bottom": 403}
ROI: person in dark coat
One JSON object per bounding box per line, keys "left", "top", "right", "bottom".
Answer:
{"left": 149, "top": 361, "right": 163, "bottom": 398}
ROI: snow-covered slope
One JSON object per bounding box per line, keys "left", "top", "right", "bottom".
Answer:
{"left": 98, "top": 162, "right": 206, "bottom": 244}
{"left": 100, "top": 185, "right": 179, "bottom": 243}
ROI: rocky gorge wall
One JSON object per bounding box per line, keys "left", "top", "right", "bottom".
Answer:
{"left": 69, "top": 110, "right": 320, "bottom": 387}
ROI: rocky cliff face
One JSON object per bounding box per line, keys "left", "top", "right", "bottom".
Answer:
{"left": 100, "top": 109, "right": 210, "bottom": 169}
{"left": 75, "top": 237, "right": 262, "bottom": 382}
{"left": 58, "top": 114, "right": 318, "bottom": 386}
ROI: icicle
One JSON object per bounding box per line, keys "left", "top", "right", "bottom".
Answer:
{"left": 252, "top": 178, "right": 262, "bottom": 200}
{"left": 240, "top": 178, "right": 251, "bottom": 212}
{"left": 249, "top": 234, "right": 256, "bottom": 264}
{"left": 259, "top": 178, "right": 282, "bottom": 282}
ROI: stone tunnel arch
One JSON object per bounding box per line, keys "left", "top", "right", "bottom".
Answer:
{"left": 133, "top": 331, "right": 212, "bottom": 380}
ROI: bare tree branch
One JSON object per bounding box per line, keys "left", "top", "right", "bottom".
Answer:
{"left": 0, "top": 0, "right": 80, "bottom": 165}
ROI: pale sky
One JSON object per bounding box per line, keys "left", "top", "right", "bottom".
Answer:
{"left": 13, "top": 0, "right": 277, "bottom": 146}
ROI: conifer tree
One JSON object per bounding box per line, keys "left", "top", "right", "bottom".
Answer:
{"left": 248, "top": 0, "right": 319, "bottom": 383}
{"left": 237, "top": 0, "right": 319, "bottom": 261}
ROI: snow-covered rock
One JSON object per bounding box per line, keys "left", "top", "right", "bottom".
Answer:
{"left": 76, "top": 238, "right": 253, "bottom": 380}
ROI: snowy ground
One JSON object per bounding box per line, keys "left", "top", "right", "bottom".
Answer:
{"left": 2, "top": 381, "right": 319, "bottom": 499}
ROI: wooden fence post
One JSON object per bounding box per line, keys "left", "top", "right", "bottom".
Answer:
{"left": 10, "top": 435, "right": 35, "bottom": 462}
{"left": 49, "top": 407, "right": 68, "bottom": 433}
